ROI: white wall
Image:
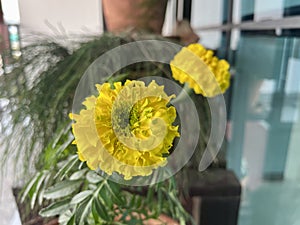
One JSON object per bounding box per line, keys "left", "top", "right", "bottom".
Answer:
{"left": 190, "top": 0, "right": 223, "bottom": 49}
{"left": 18, "top": 0, "right": 102, "bottom": 36}
{"left": 1, "top": 0, "right": 20, "bottom": 24}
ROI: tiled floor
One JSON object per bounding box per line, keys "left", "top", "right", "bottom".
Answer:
{"left": 239, "top": 180, "right": 300, "bottom": 225}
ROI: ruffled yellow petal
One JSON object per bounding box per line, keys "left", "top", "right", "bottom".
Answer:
{"left": 170, "top": 43, "right": 230, "bottom": 97}
{"left": 71, "top": 80, "right": 179, "bottom": 180}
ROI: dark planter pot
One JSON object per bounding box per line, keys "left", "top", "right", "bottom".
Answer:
{"left": 187, "top": 168, "right": 241, "bottom": 225}
{"left": 102, "top": 0, "right": 168, "bottom": 34}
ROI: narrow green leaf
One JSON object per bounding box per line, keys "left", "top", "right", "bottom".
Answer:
{"left": 136, "top": 195, "right": 142, "bottom": 209}
{"left": 39, "top": 198, "right": 70, "bottom": 217}
{"left": 58, "top": 210, "right": 73, "bottom": 225}
{"left": 38, "top": 173, "right": 51, "bottom": 205}
{"left": 70, "top": 190, "right": 93, "bottom": 205}
{"left": 146, "top": 186, "right": 154, "bottom": 204}
{"left": 129, "top": 194, "right": 136, "bottom": 207}
{"left": 66, "top": 215, "right": 75, "bottom": 225}
{"left": 55, "top": 133, "right": 74, "bottom": 156}
{"left": 31, "top": 171, "right": 49, "bottom": 209}
{"left": 107, "top": 73, "right": 129, "bottom": 84}
{"left": 167, "top": 197, "right": 176, "bottom": 217}
{"left": 91, "top": 202, "right": 100, "bottom": 224}
{"left": 20, "top": 172, "right": 42, "bottom": 203}
{"left": 75, "top": 197, "right": 93, "bottom": 225}
{"left": 99, "top": 188, "right": 113, "bottom": 208}
{"left": 44, "top": 180, "right": 82, "bottom": 199}
{"left": 107, "top": 180, "right": 120, "bottom": 194}
{"left": 86, "top": 171, "right": 103, "bottom": 184}
{"left": 88, "top": 184, "right": 97, "bottom": 190}
{"left": 157, "top": 188, "right": 163, "bottom": 215}
{"left": 105, "top": 181, "right": 124, "bottom": 205}
{"left": 52, "top": 123, "right": 72, "bottom": 148}
{"left": 54, "top": 155, "right": 78, "bottom": 180}
{"left": 93, "top": 197, "right": 109, "bottom": 221}
{"left": 78, "top": 161, "right": 85, "bottom": 170}
{"left": 51, "top": 129, "right": 66, "bottom": 150}
{"left": 69, "top": 168, "right": 88, "bottom": 180}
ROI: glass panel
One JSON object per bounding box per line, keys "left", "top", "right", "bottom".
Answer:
{"left": 241, "top": 0, "right": 255, "bottom": 19}
{"left": 284, "top": 38, "right": 300, "bottom": 181}
{"left": 227, "top": 34, "right": 300, "bottom": 225}
{"left": 227, "top": 35, "right": 286, "bottom": 178}
{"left": 241, "top": 0, "right": 300, "bottom": 20}
{"left": 285, "top": 0, "right": 300, "bottom": 8}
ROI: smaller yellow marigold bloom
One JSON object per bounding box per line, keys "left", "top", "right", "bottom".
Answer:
{"left": 170, "top": 43, "right": 230, "bottom": 97}
{"left": 70, "top": 80, "right": 179, "bottom": 180}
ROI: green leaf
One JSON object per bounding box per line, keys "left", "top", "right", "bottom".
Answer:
{"left": 99, "top": 188, "right": 113, "bottom": 208}
{"left": 86, "top": 171, "right": 103, "bottom": 184}
{"left": 93, "top": 197, "right": 109, "bottom": 221}
{"left": 107, "top": 180, "right": 121, "bottom": 195}
{"left": 105, "top": 180, "right": 124, "bottom": 205}
{"left": 107, "top": 73, "right": 129, "bottom": 84}
{"left": 52, "top": 123, "right": 72, "bottom": 149}
{"left": 70, "top": 190, "right": 93, "bottom": 205}
{"left": 88, "top": 184, "right": 97, "bottom": 190}
{"left": 129, "top": 194, "right": 136, "bottom": 207}
{"left": 21, "top": 172, "right": 42, "bottom": 203}
{"left": 54, "top": 155, "right": 78, "bottom": 180}
{"left": 38, "top": 173, "right": 51, "bottom": 205}
{"left": 58, "top": 210, "right": 74, "bottom": 225}
{"left": 39, "top": 198, "right": 71, "bottom": 217}
{"left": 67, "top": 215, "right": 76, "bottom": 225}
{"left": 69, "top": 168, "right": 88, "bottom": 180}
{"left": 55, "top": 133, "right": 74, "bottom": 156}
{"left": 146, "top": 185, "right": 154, "bottom": 205}
{"left": 75, "top": 198, "right": 93, "bottom": 225}
{"left": 44, "top": 180, "right": 82, "bottom": 199}
{"left": 157, "top": 188, "right": 163, "bottom": 215}
{"left": 30, "top": 171, "right": 49, "bottom": 209}
{"left": 66, "top": 215, "right": 75, "bottom": 225}
{"left": 91, "top": 202, "right": 100, "bottom": 224}
{"left": 78, "top": 161, "right": 85, "bottom": 170}
{"left": 136, "top": 195, "right": 142, "bottom": 209}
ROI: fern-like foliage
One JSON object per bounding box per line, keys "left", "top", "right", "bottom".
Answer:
{"left": 1, "top": 33, "right": 194, "bottom": 224}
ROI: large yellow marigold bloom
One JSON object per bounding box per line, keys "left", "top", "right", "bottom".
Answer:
{"left": 70, "top": 80, "right": 179, "bottom": 180}
{"left": 170, "top": 43, "right": 230, "bottom": 97}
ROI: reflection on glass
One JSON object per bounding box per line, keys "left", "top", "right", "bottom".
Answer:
{"left": 248, "top": 79, "right": 276, "bottom": 119}
{"left": 281, "top": 57, "right": 300, "bottom": 122}
{"left": 228, "top": 34, "right": 300, "bottom": 225}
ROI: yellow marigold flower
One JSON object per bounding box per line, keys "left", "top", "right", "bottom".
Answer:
{"left": 70, "top": 80, "right": 179, "bottom": 180}
{"left": 170, "top": 43, "right": 230, "bottom": 97}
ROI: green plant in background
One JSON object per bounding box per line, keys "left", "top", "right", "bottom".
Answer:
{"left": 22, "top": 140, "right": 190, "bottom": 224}
{"left": 0, "top": 33, "right": 230, "bottom": 224}
{"left": 0, "top": 35, "right": 124, "bottom": 175}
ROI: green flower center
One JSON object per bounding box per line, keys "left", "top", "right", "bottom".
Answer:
{"left": 129, "top": 104, "right": 140, "bottom": 128}
{"left": 111, "top": 102, "right": 131, "bottom": 137}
